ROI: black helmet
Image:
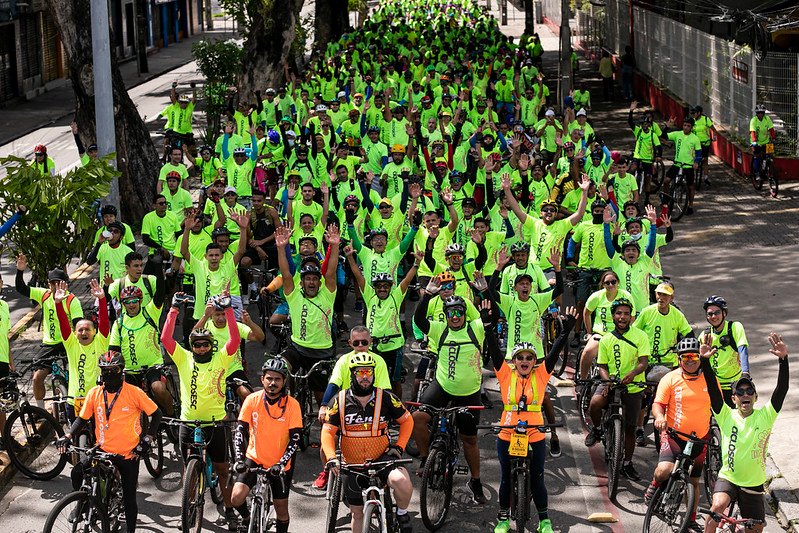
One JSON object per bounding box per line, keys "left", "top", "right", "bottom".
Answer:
{"left": 610, "top": 298, "right": 634, "bottom": 314}
{"left": 703, "top": 295, "right": 727, "bottom": 311}
{"left": 369, "top": 228, "right": 388, "bottom": 239}
{"left": 211, "top": 227, "right": 231, "bottom": 239}
{"left": 677, "top": 337, "right": 700, "bottom": 355}
{"left": 592, "top": 198, "right": 607, "bottom": 210}
{"left": 98, "top": 350, "right": 125, "bottom": 370}
{"left": 621, "top": 239, "right": 640, "bottom": 252}
{"left": 198, "top": 144, "right": 213, "bottom": 154}
{"left": 262, "top": 357, "right": 289, "bottom": 377}
{"left": 510, "top": 241, "right": 531, "bottom": 253}
{"left": 100, "top": 205, "right": 118, "bottom": 216}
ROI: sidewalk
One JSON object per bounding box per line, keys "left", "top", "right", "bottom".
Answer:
{"left": 0, "top": 19, "right": 236, "bottom": 147}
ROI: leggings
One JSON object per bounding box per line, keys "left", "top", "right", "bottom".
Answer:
{"left": 497, "top": 438, "right": 547, "bottom": 516}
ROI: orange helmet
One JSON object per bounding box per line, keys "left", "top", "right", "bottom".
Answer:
{"left": 438, "top": 271, "right": 456, "bottom": 284}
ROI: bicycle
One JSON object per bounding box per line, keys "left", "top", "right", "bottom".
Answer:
{"left": 247, "top": 266, "right": 277, "bottom": 343}
{"left": 642, "top": 428, "right": 708, "bottom": 533}
{"left": 661, "top": 167, "right": 689, "bottom": 222}
{"left": 406, "top": 401, "right": 484, "bottom": 531}
{"left": 42, "top": 445, "right": 125, "bottom": 533}
{"left": 699, "top": 506, "right": 764, "bottom": 532}
{"left": 0, "top": 372, "right": 67, "bottom": 480}
{"left": 240, "top": 466, "right": 284, "bottom": 533}
{"left": 479, "top": 421, "right": 562, "bottom": 532}
{"left": 703, "top": 417, "right": 722, "bottom": 505}
{"left": 408, "top": 343, "right": 436, "bottom": 403}
{"left": 285, "top": 357, "right": 335, "bottom": 451}
{"left": 166, "top": 418, "right": 234, "bottom": 533}
{"left": 751, "top": 143, "right": 779, "bottom": 197}
{"left": 634, "top": 159, "right": 664, "bottom": 201}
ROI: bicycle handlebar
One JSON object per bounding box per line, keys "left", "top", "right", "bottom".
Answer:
{"left": 666, "top": 427, "right": 709, "bottom": 444}
{"left": 478, "top": 423, "right": 563, "bottom": 434}
{"left": 405, "top": 401, "right": 485, "bottom": 413}
{"left": 287, "top": 358, "right": 334, "bottom": 379}
{"left": 698, "top": 507, "right": 764, "bottom": 526}
{"left": 335, "top": 458, "right": 413, "bottom": 471}
{"left": 162, "top": 417, "right": 236, "bottom": 428}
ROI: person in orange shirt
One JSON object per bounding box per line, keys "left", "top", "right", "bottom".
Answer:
{"left": 489, "top": 305, "right": 577, "bottom": 533}
{"left": 231, "top": 358, "right": 302, "bottom": 533}
{"left": 59, "top": 351, "right": 161, "bottom": 533}
{"left": 646, "top": 337, "right": 711, "bottom": 530}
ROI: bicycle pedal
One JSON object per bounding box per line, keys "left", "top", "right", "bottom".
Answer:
{"left": 455, "top": 465, "right": 469, "bottom": 475}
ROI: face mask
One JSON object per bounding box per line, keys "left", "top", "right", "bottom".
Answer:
{"left": 102, "top": 371, "right": 124, "bottom": 392}
{"left": 628, "top": 232, "right": 642, "bottom": 241}
{"left": 592, "top": 213, "right": 604, "bottom": 224}
{"left": 193, "top": 352, "right": 212, "bottom": 364}
{"left": 288, "top": 140, "right": 295, "bottom": 148}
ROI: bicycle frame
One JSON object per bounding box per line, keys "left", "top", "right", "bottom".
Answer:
{"left": 340, "top": 458, "right": 413, "bottom": 533}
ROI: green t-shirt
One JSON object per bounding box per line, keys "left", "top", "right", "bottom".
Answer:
{"left": 632, "top": 125, "right": 661, "bottom": 162}
{"left": 524, "top": 217, "right": 574, "bottom": 269}
{"left": 428, "top": 319, "right": 486, "bottom": 396}
{"left": 174, "top": 229, "right": 213, "bottom": 279}
{"left": 692, "top": 115, "right": 714, "bottom": 144}
{"left": 465, "top": 231, "right": 505, "bottom": 276}
{"left": 64, "top": 333, "right": 107, "bottom": 402}
{"left": 224, "top": 158, "right": 255, "bottom": 197}
{"left": 425, "top": 298, "right": 481, "bottom": 356}
{"left": 749, "top": 115, "right": 774, "bottom": 145}
{"left": 30, "top": 287, "right": 84, "bottom": 346}
{"left": 171, "top": 342, "right": 234, "bottom": 421}
{"left": 285, "top": 284, "right": 336, "bottom": 350}
{"left": 109, "top": 302, "right": 163, "bottom": 369}
{"left": 357, "top": 244, "right": 405, "bottom": 286}
{"left": 96, "top": 242, "right": 131, "bottom": 283}
{"left": 329, "top": 350, "right": 392, "bottom": 391}
{"left": 163, "top": 187, "right": 194, "bottom": 216}
{"left": 190, "top": 255, "right": 238, "bottom": 320}
{"left": 499, "top": 262, "right": 549, "bottom": 296}
{"left": 611, "top": 254, "right": 653, "bottom": 315}
{"left": 93, "top": 223, "right": 135, "bottom": 247}
{"left": 158, "top": 162, "right": 190, "bottom": 185}
{"left": 0, "top": 301, "right": 8, "bottom": 363}
{"left": 498, "top": 292, "right": 553, "bottom": 359}
{"left": 141, "top": 211, "right": 182, "bottom": 254}
{"left": 194, "top": 156, "right": 222, "bottom": 186}
{"left": 716, "top": 401, "right": 777, "bottom": 487}
{"left": 108, "top": 274, "right": 157, "bottom": 308}
{"left": 206, "top": 321, "right": 251, "bottom": 375}
{"left": 363, "top": 285, "right": 407, "bottom": 351}
{"left": 667, "top": 131, "right": 701, "bottom": 168}
{"left": 698, "top": 321, "right": 748, "bottom": 387}
{"left": 610, "top": 172, "right": 638, "bottom": 208}
{"left": 533, "top": 119, "right": 562, "bottom": 153}
{"left": 585, "top": 288, "right": 635, "bottom": 334}
{"left": 635, "top": 304, "right": 693, "bottom": 366}
{"left": 571, "top": 222, "right": 611, "bottom": 269}
{"left": 597, "top": 327, "right": 650, "bottom": 392}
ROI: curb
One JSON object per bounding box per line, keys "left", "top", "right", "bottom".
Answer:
{"left": 766, "top": 454, "right": 799, "bottom": 532}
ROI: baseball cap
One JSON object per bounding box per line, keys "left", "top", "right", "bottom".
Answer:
{"left": 48, "top": 269, "right": 69, "bottom": 282}
{"left": 337, "top": 91, "right": 346, "bottom": 98}
{"left": 224, "top": 186, "right": 238, "bottom": 195}
{"left": 514, "top": 273, "right": 534, "bottom": 285}
{"left": 654, "top": 283, "right": 674, "bottom": 296}
{"left": 545, "top": 109, "right": 555, "bottom": 117}
{"left": 378, "top": 198, "right": 392, "bottom": 208}
{"left": 576, "top": 108, "right": 587, "bottom": 117}
{"left": 315, "top": 104, "right": 328, "bottom": 112}
{"left": 731, "top": 376, "right": 756, "bottom": 395}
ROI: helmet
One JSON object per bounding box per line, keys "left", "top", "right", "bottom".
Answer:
{"left": 511, "top": 342, "right": 539, "bottom": 360}
{"left": 703, "top": 295, "right": 727, "bottom": 311}
{"left": 344, "top": 194, "right": 359, "bottom": 206}
{"left": 232, "top": 147, "right": 247, "bottom": 156}
{"left": 119, "top": 286, "right": 143, "bottom": 300}
{"left": 262, "top": 357, "right": 289, "bottom": 377}
{"left": 444, "top": 243, "right": 465, "bottom": 257}
{"left": 563, "top": 141, "right": 575, "bottom": 150}
{"left": 449, "top": 170, "right": 463, "bottom": 181}
{"left": 348, "top": 352, "right": 376, "bottom": 370}
{"left": 367, "top": 125, "right": 380, "bottom": 133}
{"left": 299, "top": 264, "right": 322, "bottom": 279}
{"left": 267, "top": 129, "right": 280, "bottom": 144}
{"left": 211, "top": 227, "right": 231, "bottom": 239}
{"left": 98, "top": 350, "right": 125, "bottom": 370}
{"left": 371, "top": 272, "right": 394, "bottom": 285}
{"left": 442, "top": 295, "right": 466, "bottom": 311}
{"left": 34, "top": 144, "right": 47, "bottom": 154}
{"left": 590, "top": 149, "right": 603, "bottom": 160}
{"left": 370, "top": 228, "right": 388, "bottom": 239}
{"left": 510, "top": 241, "right": 531, "bottom": 254}
{"left": 676, "top": 337, "right": 701, "bottom": 355}
{"left": 296, "top": 145, "right": 309, "bottom": 155}
{"left": 690, "top": 105, "right": 703, "bottom": 114}
{"left": 100, "top": 205, "right": 118, "bottom": 216}
{"left": 198, "top": 144, "right": 212, "bottom": 154}
{"left": 625, "top": 216, "right": 643, "bottom": 229}
{"left": 592, "top": 198, "right": 607, "bottom": 210}
{"left": 189, "top": 328, "right": 214, "bottom": 343}
{"left": 610, "top": 298, "right": 634, "bottom": 314}
{"left": 755, "top": 104, "right": 766, "bottom": 114}
{"left": 437, "top": 271, "right": 456, "bottom": 284}
{"left": 621, "top": 239, "right": 640, "bottom": 252}
{"left": 391, "top": 144, "right": 406, "bottom": 154}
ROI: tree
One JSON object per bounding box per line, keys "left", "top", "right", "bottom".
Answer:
{"left": 45, "top": 0, "right": 161, "bottom": 225}
{"left": 0, "top": 156, "right": 117, "bottom": 281}
{"left": 316, "top": 0, "right": 349, "bottom": 48}
{"left": 192, "top": 39, "right": 243, "bottom": 144}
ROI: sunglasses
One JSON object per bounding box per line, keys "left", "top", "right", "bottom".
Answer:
{"left": 102, "top": 367, "right": 122, "bottom": 375}
{"left": 734, "top": 387, "right": 755, "bottom": 396}
{"left": 353, "top": 368, "right": 374, "bottom": 378}
{"left": 445, "top": 308, "right": 465, "bottom": 318}
{"left": 351, "top": 339, "right": 370, "bottom": 347}
{"left": 515, "top": 356, "right": 537, "bottom": 362}
{"left": 440, "top": 282, "right": 455, "bottom": 291}
{"left": 192, "top": 341, "right": 211, "bottom": 349}
{"left": 604, "top": 279, "right": 618, "bottom": 286}
{"left": 680, "top": 354, "right": 699, "bottom": 361}
{"left": 155, "top": 201, "right": 167, "bottom": 206}
{"left": 706, "top": 310, "right": 723, "bottom": 317}
{"left": 121, "top": 298, "right": 141, "bottom": 305}
{"left": 541, "top": 207, "right": 557, "bottom": 213}
{"left": 379, "top": 205, "right": 391, "bottom": 209}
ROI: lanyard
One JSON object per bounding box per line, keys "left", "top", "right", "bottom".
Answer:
{"left": 103, "top": 387, "right": 122, "bottom": 428}
{"left": 263, "top": 393, "right": 288, "bottom": 420}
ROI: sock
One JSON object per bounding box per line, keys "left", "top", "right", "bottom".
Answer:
{"left": 276, "top": 519, "right": 289, "bottom": 533}
{"left": 497, "top": 508, "right": 509, "bottom": 520}
{"left": 690, "top": 511, "right": 696, "bottom": 521}
{"left": 35, "top": 399, "right": 45, "bottom": 409}
{"left": 396, "top": 508, "right": 407, "bottom": 516}
{"left": 650, "top": 479, "right": 660, "bottom": 488}
{"left": 537, "top": 507, "right": 549, "bottom": 521}
{"left": 236, "top": 503, "right": 250, "bottom": 518}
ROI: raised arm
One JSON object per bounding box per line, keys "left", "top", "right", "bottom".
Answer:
{"left": 274, "top": 225, "right": 294, "bottom": 295}
{"left": 343, "top": 245, "right": 365, "bottom": 291}
{"left": 545, "top": 307, "right": 577, "bottom": 373}
{"left": 52, "top": 281, "right": 73, "bottom": 340}
{"left": 699, "top": 337, "right": 724, "bottom": 414}
{"left": 501, "top": 173, "right": 529, "bottom": 223}
{"left": 323, "top": 225, "right": 340, "bottom": 293}
{"left": 767, "top": 332, "right": 789, "bottom": 412}
{"left": 566, "top": 175, "right": 591, "bottom": 227}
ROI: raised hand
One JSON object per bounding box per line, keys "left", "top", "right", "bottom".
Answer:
{"left": 659, "top": 213, "right": 672, "bottom": 228}
{"left": 15, "top": 253, "right": 27, "bottom": 272}
{"left": 425, "top": 276, "right": 441, "bottom": 294}
{"left": 518, "top": 153, "right": 530, "bottom": 172}
{"left": 578, "top": 173, "right": 591, "bottom": 191}
{"left": 325, "top": 224, "right": 341, "bottom": 245}
{"left": 274, "top": 224, "right": 291, "bottom": 248}
{"left": 497, "top": 247, "right": 510, "bottom": 269}
{"left": 768, "top": 332, "right": 788, "bottom": 359}
{"left": 409, "top": 182, "right": 422, "bottom": 199}
{"left": 501, "top": 173, "right": 511, "bottom": 191}
{"left": 699, "top": 334, "right": 717, "bottom": 359}
{"left": 440, "top": 187, "right": 453, "bottom": 205}
{"left": 645, "top": 204, "right": 657, "bottom": 225}
{"left": 470, "top": 271, "right": 488, "bottom": 293}
{"left": 53, "top": 281, "right": 69, "bottom": 304}
{"left": 103, "top": 273, "right": 114, "bottom": 287}
{"left": 603, "top": 206, "right": 615, "bottom": 225}
{"left": 412, "top": 250, "right": 424, "bottom": 264}
{"left": 89, "top": 279, "right": 104, "bottom": 300}
{"left": 320, "top": 181, "right": 329, "bottom": 195}
{"left": 548, "top": 247, "right": 561, "bottom": 269}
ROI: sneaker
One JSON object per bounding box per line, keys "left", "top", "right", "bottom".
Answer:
{"left": 538, "top": 518, "right": 554, "bottom": 533}
{"left": 703, "top": 176, "right": 711, "bottom": 187}
{"left": 313, "top": 469, "right": 329, "bottom": 490}
{"left": 549, "top": 438, "right": 562, "bottom": 458}
{"left": 686, "top": 519, "right": 703, "bottom": 532}
{"left": 249, "top": 289, "right": 258, "bottom": 302}
{"left": 635, "top": 428, "right": 646, "bottom": 447}
{"left": 224, "top": 508, "right": 238, "bottom": 531}
{"left": 621, "top": 462, "right": 641, "bottom": 481}
{"left": 405, "top": 439, "right": 420, "bottom": 457}
{"left": 494, "top": 519, "right": 510, "bottom": 533}
{"left": 584, "top": 429, "right": 601, "bottom": 447}
{"left": 397, "top": 512, "right": 413, "bottom": 533}
{"left": 644, "top": 482, "right": 658, "bottom": 504}
{"left": 467, "top": 478, "right": 487, "bottom": 504}
{"left": 236, "top": 504, "right": 250, "bottom": 527}
{"left": 480, "top": 392, "right": 493, "bottom": 410}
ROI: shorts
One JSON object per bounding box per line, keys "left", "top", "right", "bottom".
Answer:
{"left": 343, "top": 453, "right": 401, "bottom": 506}
{"left": 593, "top": 385, "right": 642, "bottom": 429}
{"left": 282, "top": 344, "right": 334, "bottom": 392}
{"left": 227, "top": 369, "right": 252, "bottom": 391}
{"left": 576, "top": 269, "right": 603, "bottom": 303}
{"left": 667, "top": 165, "right": 695, "bottom": 186}
{"left": 414, "top": 353, "right": 434, "bottom": 380}
{"left": 419, "top": 380, "right": 481, "bottom": 437}
{"left": 125, "top": 366, "right": 166, "bottom": 390}
{"left": 235, "top": 458, "right": 294, "bottom": 500}
{"left": 633, "top": 160, "right": 654, "bottom": 176}
{"left": 713, "top": 478, "right": 766, "bottom": 522}
{"left": 36, "top": 343, "right": 67, "bottom": 371}
{"left": 658, "top": 434, "right": 707, "bottom": 478}
{"left": 0, "top": 361, "right": 9, "bottom": 380}
{"left": 373, "top": 346, "right": 403, "bottom": 383}
{"left": 243, "top": 247, "right": 264, "bottom": 266}
{"left": 230, "top": 295, "right": 244, "bottom": 320}
{"left": 273, "top": 302, "right": 289, "bottom": 316}
{"left": 179, "top": 424, "right": 228, "bottom": 464}
{"left": 700, "top": 144, "right": 711, "bottom": 158}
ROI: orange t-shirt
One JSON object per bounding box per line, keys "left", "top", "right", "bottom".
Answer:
{"left": 239, "top": 392, "right": 303, "bottom": 470}
{"left": 79, "top": 383, "right": 158, "bottom": 459}
{"left": 654, "top": 369, "right": 712, "bottom": 439}
{"left": 496, "top": 363, "right": 550, "bottom": 442}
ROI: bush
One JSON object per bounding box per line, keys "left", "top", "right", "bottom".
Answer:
{"left": 192, "top": 39, "right": 244, "bottom": 145}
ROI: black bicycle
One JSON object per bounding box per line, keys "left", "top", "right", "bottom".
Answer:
{"left": 703, "top": 417, "right": 722, "bottom": 505}
{"left": 240, "top": 465, "right": 284, "bottom": 533}
{"left": 42, "top": 445, "right": 125, "bottom": 533}
{"left": 751, "top": 143, "right": 779, "bottom": 197}
{"left": 661, "top": 167, "right": 689, "bottom": 222}
{"left": 285, "top": 358, "right": 334, "bottom": 451}
{"left": 643, "top": 428, "right": 707, "bottom": 533}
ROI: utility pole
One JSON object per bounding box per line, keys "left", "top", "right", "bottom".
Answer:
{"left": 559, "top": 0, "right": 572, "bottom": 111}
{"left": 501, "top": 0, "right": 507, "bottom": 25}
{"left": 91, "top": 0, "right": 120, "bottom": 209}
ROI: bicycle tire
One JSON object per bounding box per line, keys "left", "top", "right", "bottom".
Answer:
{"left": 296, "top": 387, "right": 314, "bottom": 451}
{"left": 181, "top": 458, "right": 205, "bottom": 533}
{"left": 420, "top": 444, "right": 453, "bottom": 531}
{"left": 703, "top": 424, "right": 722, "bottom": 505}
{"left": 751, "top": 166, "right": 764, "bottom": 191}
{"left": 164, "top": 372, "right": 181, "bottom": 444}
{"left": 43, "top": 490, "right": 107, "bottom": 533}
{"left": 606, "top": 417, "right": 623, "bottom": 500}
{"left": 361, "top": 501, "right": 384, "bottom": 533}
{"left": 668, "top": 180, "right": 689, "bottom": 222}
{"left": 248, "top": 496, "right": 263, "bottom": 533}
{"left": 651, "top": 162, "right": 664, "bottom": 193}
{"left": 642, "top": 475, "right": 694, "bottom": 533}
{"left": 210, "top": 473, "right": 224, "bottom": 506}
{"left": 513, "top": 468, "right": 530, "bottom": 532}
{"left": 325, "top": 468, "right": 342, "bottom": 533}
{"left": 550, "top": 316, "right": 570, "bottom": 378}
{"left": 578, "top": 378, "right": 597, "bottom": 430}
{"left": 143, "top": 429, "right": 165, "bottom": 478}
{"left": 767, "top": 160, "right": 779, "bottom": 197}
{"left": 4, "top": 404, "right": 67, "bottom": 480}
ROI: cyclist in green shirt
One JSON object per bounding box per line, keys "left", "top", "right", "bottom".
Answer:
{"left": 749, "top": 104, "right": 776, "bottom": 182}
{"left": 586, "top": 298, "right": 650, "bottom": 482}
{"left": 86, "top": 221, "right": 135, "bottom": 283}
{"left": 628, "top": 101, "right": 663, "bottom": 204}
{"left": 700, "top": 332, "right": 788, "bottom": 532}
{"left": 162, "top": 172, "right": 194, "bottom": 215}
{"left": 698, "top": 295, "right": 750, "bottom": 407}
{"left": 188, "top": 145, "right": 222, "bottom": 186}
{"left": 141, "top": 194, "right": 183, "bottom": 274}
{"left": 157, "top": 146, "right": 190, "bottom": 194}
{"left": 71, "top": 121, "right": 98, "bottom": 166}
{"left": 603, "top": 208, "right": 658, "bottom": 314}
{"left": 688, "top": 105, "right": 716, "bottom": 186}
{"left": 108, "top": 252, "right": 158, "bottom": 308}
{"left": 663, "top": 116, "right": 702, "bottom": 215}
{"left": 30, "top": 144, "right": 56, "bottom": 176}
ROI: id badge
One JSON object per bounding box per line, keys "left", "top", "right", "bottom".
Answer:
{"left": 508, "top": 432, "right": 529, "bottom": 457}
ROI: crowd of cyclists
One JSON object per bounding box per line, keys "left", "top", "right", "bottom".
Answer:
{"left": 0, "top": 0, "right": 790, "bottom": 532}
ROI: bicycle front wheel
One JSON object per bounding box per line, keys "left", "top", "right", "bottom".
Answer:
{"left": 43, "top": 490, "right": 107, "bottom": 533}
{"left": 143, "top": 429, "right": 165, "bottom": 478}
{"left": 4, "top": 404, "right": 67, "bottom": 480}
{"left": 420, "top": 445, "right": 453, "bottom": 531}
{"left": 606, "top": 417, "right": 624, "bottom": 500}
{"left": 767, "top": 161, "right": 779, "bottom": 197}
{"left": 512, "top": 468, "right": 530, "bottom": 532}
{"left": 547, "top": 316, "right": 569, "bottom": 378}
{"left": 642, "top": 476, "right": 695, "bottom": 533}
{"left": 325, "top": 468, "right": 342, "bottom": 533}
{"left": 703, "top": 424, "right": 722, "bottom": 504}
{"left": 361, "top": 501, "right": 384, "bottom": 533}
{"left": 181, "top": 458, "right": 206, "bottom": 533}
{"left": 669, "top": 181, "right": 689, "bottom": 222}
{"left": 248, "top": 496, "right": 262, "bottom": 533}
{"left": 651, "top": 162, "right": 664, "bottom": 193}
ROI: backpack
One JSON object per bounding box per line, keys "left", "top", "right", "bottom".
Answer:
{"left": 439, "top": 322, "right": 482, "bottom": 354}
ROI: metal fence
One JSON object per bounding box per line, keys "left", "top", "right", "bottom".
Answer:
{"left": 559, "top": 0, "right": 799, "bottom": 156}
{"left": 540, "top": 0, "right": 560, "bottom": 26}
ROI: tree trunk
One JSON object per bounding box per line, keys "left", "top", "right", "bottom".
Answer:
{"left": 45, "top": 0, "right": 160, "bottom": 225}
{"left": 238, "top": 0, "right": 303, "bottom": 96}
{"left": 315, "top": 0, "right": 349, "bottom": 49}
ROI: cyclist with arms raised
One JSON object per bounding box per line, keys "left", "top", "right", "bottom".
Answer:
{"left": 698, "top": 295, "right": 749, "bottom": 407}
